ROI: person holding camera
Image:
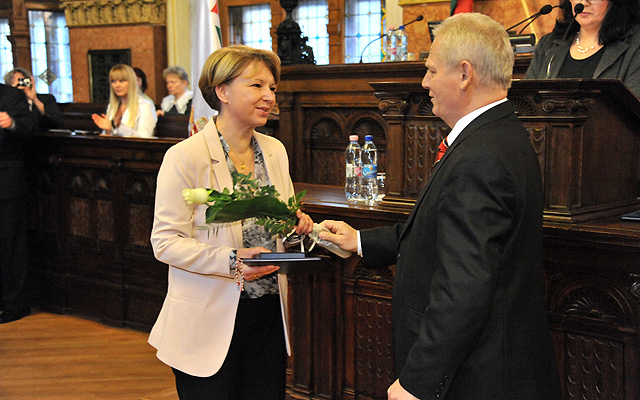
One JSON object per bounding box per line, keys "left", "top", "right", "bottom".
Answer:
{"left": 4, "top": 68, "right": 65, "bottom": 133}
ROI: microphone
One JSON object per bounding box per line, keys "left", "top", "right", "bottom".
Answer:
{"left": 546, "top": 3, "right": 584, "bottom": 78}
{"left": 518, "top": 5, "right": 559, "bottom": 34}
{"left": 359, "top": 34, "right": 386, "bottom": 63}
{"left": 403, "top": 15, "right": 424, "bottom": 28}
{"left": 507, "top": 4, "right": 557, "bottom": 33}
{"left": 359, "top": 16, "right": 424, "bottom": 63}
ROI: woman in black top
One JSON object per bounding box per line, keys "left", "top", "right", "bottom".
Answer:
{"left": 525, "top": 0, "right": 640, "bottom": 97}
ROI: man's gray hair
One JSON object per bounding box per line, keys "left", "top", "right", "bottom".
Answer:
{"left": 432, "top": 13, "right": 514, "bottom": 90}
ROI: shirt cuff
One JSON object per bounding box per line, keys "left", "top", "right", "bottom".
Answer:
{"left": 229, "top": 249, "right": 238, "bottom": 272}
{"left": 357, "top": 230, "right": 363, "bottom": 256}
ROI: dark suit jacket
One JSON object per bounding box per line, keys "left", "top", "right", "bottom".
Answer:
{"left": 0, "top": 84, "right": 35, "bottom": 199}
{"left": 33, "top": 93, "right": 64, "bottom": 132}
{"left": 361, "top": 101, "right": 560, "bottom": 399}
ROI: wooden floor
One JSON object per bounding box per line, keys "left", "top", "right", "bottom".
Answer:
{"left": 0, "top": 311, "right": 178, "bottom": 400}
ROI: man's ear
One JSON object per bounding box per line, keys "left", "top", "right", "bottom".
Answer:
{"left": 215, "top": 84, "right": 228, "bottom": 105}
{"left": 459, "top": 61, "right": 472, "bottom": 90}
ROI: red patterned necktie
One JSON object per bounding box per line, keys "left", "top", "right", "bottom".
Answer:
{"left": 435, "top": 137, "right": 449, "bottom": 163}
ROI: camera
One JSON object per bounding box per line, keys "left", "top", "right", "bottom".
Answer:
{"left": 17, "top": 77, "right": 32, "bottom": 88}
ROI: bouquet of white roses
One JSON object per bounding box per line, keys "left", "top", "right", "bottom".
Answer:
{"left": 182, "top": 172, "right": 306, "bottom": 237}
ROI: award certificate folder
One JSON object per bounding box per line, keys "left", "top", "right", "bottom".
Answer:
{"left": 242, "top": 252, "right": 334, "bottom": 274}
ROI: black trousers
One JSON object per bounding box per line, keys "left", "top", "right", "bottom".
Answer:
{"left": 172, "top": 294, "right": 287, "bottom": 400}
{"left": 0, "top": 197, "right": 29, "bottom": 312}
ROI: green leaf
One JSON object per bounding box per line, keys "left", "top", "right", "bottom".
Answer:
{"left": 198, "top": 171, "right": 305, "bottom": 236}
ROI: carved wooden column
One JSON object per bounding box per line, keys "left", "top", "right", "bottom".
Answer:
{"left": 8, "top": 0, "right": 31, "bottom": 69}
{"left": 371, "top": 84, "right": 409, "bottom": 198}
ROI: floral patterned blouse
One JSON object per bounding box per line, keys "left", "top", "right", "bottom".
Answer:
{"left": 219, "top": 132, "right": 279, "bottom": 299}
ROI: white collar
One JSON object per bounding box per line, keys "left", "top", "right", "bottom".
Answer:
{"left": 446, "top": 98, "right": 507, "bottom": 145}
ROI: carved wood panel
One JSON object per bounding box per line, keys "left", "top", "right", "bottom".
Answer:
{"left": 354, "top": 296, "right": 394, "bottom": 399}
{"left": 303, "top": 108, "right": 387, "bottom": 186}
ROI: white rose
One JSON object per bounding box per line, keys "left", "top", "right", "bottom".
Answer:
{"left": 182, "top": 188, "right": 210, "bottom": 205}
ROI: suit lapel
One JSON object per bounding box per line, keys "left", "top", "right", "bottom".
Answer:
{"left": 397, "top": 101, "right": 515, "bottom": 240}
{"left": 594, "top": 31, "right": 633, "bottom": 78}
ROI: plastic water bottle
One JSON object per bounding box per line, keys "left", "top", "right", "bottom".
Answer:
{"left": 345, "top": 134, "right": 362, "bottom": 203}
{"left": 361, "top": 135, "right": 378, "bottom": 205}
{"left": 396, "top": 25, "right": 408, "bottom": 61}
{"left": 385, "top": 26, "right": 397, "bottom": 62}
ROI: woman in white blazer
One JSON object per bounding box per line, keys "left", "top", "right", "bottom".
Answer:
{"left": 149, "top": 46, "right": 313, "bottom": 400}
{"left": 91, "top": 64, "right": 157, "bottom": 138}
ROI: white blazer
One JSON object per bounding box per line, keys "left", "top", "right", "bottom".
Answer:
{"left": 149, "top": 119, "right": 294, "bottom": 377}
{"left": 105, "top": 96, "right": 157, "bottom": 138}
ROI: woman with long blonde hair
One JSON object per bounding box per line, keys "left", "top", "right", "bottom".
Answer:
{"left": 92, "top": 64, "right": 157, "bottom": 137}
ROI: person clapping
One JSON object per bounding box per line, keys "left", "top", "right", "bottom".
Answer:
{"left": 91, "top": 64, "right": 157, "bottom": 138}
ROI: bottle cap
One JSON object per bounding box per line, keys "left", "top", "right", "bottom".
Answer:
{"left": 349, "top": 135, "right": 359, "bottom": 141}
{"left": 365, "top": 135, "right": 373, "bottom": 141}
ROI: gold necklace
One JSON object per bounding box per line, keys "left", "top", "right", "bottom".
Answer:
{"left": 229, "top": 148, "right": 252, "bottom": 171}
{"left": 576, "top": 32, "right": 597, "bottom": 54}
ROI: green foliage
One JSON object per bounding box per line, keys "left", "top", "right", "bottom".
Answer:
{"left": 203, "top": 172, "right": 306, "bottom": 236}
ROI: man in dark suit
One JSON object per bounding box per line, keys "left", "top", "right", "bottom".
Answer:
{"left": 4, "top": 68, "right": 64, "bottom": 132}
{"left": 320, "top": 13, "right": 561, "bottom": 400}
{"left": 0, "top": 83, "right": 35, "bottom": 323}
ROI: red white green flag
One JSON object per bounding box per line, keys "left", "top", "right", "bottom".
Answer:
{"left": 189, "top": 0, "right": 223, "bottom": 136}
{"left": 450, "top": 0, "right": 473, "bottom": 15}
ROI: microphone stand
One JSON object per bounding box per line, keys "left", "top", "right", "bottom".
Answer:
{"left": 546, "top": 3, "right": 583, "bottom": 78}
{"left": 518, "top": 5, "right": 558, "bottom": 35}
{"left": 359, "top": 34, "right": 386, "bottom": 63}
{"left": 507, "top": 4, "right": 554, "bottom": 33}
{"left": 359, "top": 15, "right": 424, "bottom": 63}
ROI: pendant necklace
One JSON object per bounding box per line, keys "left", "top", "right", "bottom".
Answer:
{"left": 576, "top": 32, "right": 597, "bottom": 54}
{"left": 229, "top": 148, "right": 252, "bottom": 171}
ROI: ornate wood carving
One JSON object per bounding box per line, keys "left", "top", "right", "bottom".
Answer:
{"left": 564, "top": 334, "right": 624, "bottom": 400}
{"left": 541, "top": 98, "right": 596, "bottom": 114}
{"left": 354, "top": 296, "right": 394, "bottom": 399}
{"left": 62, "top": 0, "right": 166, "bottom": 27}
{"left": 510, "top": 94, "right": 537, "bottom": 116}
{"left": 303, "top": 108, "right": 387, "bottom": 186}
{"left": 561, "top": 287, "right": 628, "bottom": 325}
{"left": 404, "top": 122, "right": 449, "bottom": 197}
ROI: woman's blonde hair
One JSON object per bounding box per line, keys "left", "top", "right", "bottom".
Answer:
{"left": 108, "top": 64, "right": 140, "bottom": 126}
{"left": 199, "top": 45, "right": 281, "bottom": 111}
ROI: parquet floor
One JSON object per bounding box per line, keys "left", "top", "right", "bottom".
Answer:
{"left": 0, "top": 311, "right": 178, "bottom": 400}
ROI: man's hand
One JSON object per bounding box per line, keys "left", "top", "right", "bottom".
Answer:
{"left": 318, "top": 220, "right": 358, "bottom": 253}
{"left": 388, "top": 379, "right": 420, "bottom": 400}
{"left": 0, "top": 111, "right": 14, "bottom": 129}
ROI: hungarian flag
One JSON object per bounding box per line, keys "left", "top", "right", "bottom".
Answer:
{"left": 450, "top": 0, "right": 473, "bottom": 15}
{"left": 189, "top": 0, "right": 223, "bottom": 136}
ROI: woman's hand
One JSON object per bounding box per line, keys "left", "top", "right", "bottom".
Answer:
{"left": 237, "top": 246, "right": 279, "bottom": 280}
{"left": 156, "top": 109, "right": 165, "bottom": 117}
{"left": 294, "top": 209, "right": 314, "bottom": 235}
{"left": 91, "top": 113, "right": 112, "bottom": 133}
